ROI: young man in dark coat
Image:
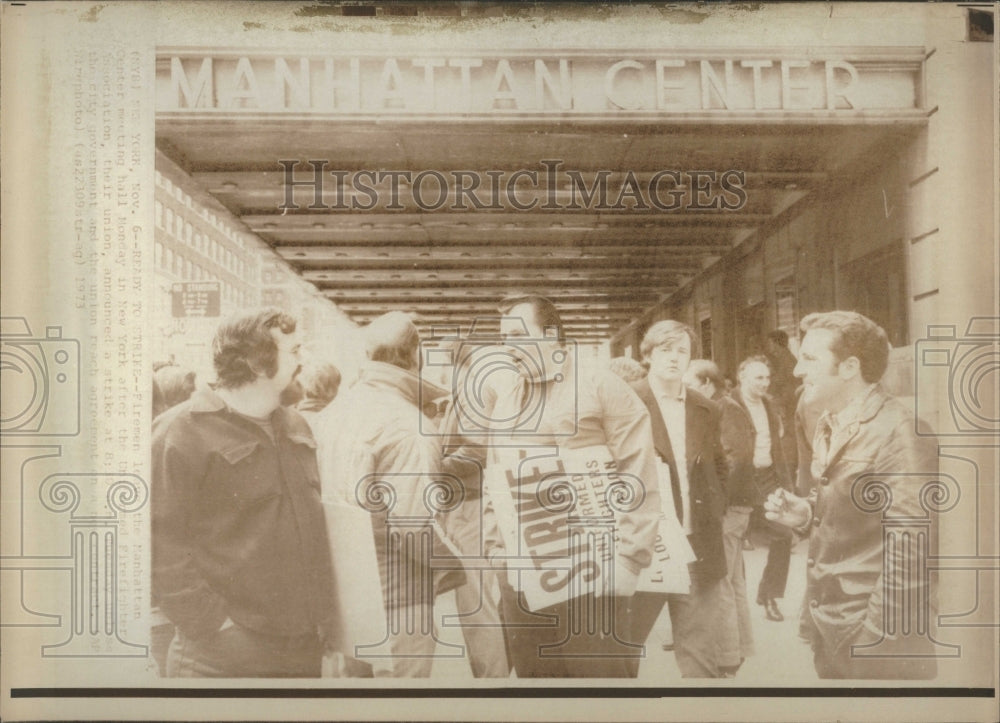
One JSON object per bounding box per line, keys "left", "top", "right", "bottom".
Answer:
{"left": 630, "top": 320, "right": 728, "bottom": 678}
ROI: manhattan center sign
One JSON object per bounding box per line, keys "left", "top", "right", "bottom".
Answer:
{"left": 157, "top": 49, "right": 927, "bottom": 118}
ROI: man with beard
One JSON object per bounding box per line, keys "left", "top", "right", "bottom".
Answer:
{"left": 152, "top": 308, "right": 334, "bottom": 677}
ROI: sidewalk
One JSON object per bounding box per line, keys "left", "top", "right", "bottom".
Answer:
{"left": 635, "top": 534, "right": 815, "bottom": 684}
{"left": 430, "top": 535, "right": 817, "bottom": 683}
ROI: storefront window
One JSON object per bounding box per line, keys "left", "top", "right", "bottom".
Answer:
{"left": 841, "top": 242, "right": 908, "bottom": 346}
{"left": 774, "top": 277, "right": 798, "bottom": 342}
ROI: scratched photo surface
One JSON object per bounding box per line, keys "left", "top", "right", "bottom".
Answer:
{"left": 1, "top": 2, "right": 997, "bottom": 721}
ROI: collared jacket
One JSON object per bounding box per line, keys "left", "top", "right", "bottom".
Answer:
{"left": 437, "top": 376, "right": 501, "bottom": 556}
{"left": 800, "top": 386, "right": 939, "bottom": 677}
{"left": 631, "top": 380, "right": 728, "bottom": 583}
{"left": 315, "top": 361, "right": 463, "bottom": 609}
{"left": 151, "top": 388, "right": 334, "bottom": 641}
{"left": 718, "top": 388, "right": 791, "bottom": 507}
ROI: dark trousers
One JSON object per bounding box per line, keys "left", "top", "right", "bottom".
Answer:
{"left": 752, "top": 466, "right": 792, "bottom": 601}
{"left": 166, "top": 624, "right": 322, "bottom": 678}
{"left": 624, "top": 591, "right": 667, "bottom": 678}
{"left": 628, "top": 591, "right": 668, "bottom": 649}
{"left": 758, "top": 534, "right": 792, "bottom": 600}
{"left": 627, "top": 582, "right": 724, "bottom": 678}
{"left": 497, "top": 577, "right": 638, "bottom": 678}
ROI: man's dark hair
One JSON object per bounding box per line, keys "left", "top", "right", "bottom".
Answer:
{"left": 639, "top": 319, "right": 700, "bottom": 360}
{"left": 153, "top": 364, "right": 196, "bottom": 416}
{"left": 800, "top": 311, "right": 890, "bottom": 383}
{"left": 497, "top": 294, "right": 564, "bottom": 341}
{"left": 212, "top": 307, "right": 296, "bottom": 389}
{"left": 767, "top": 330, "right": 790, "bottom": 347}
{"left": 686, "top": 359, "right": 725, "bottom": 389}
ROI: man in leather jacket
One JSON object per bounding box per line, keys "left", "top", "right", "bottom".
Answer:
{"left": 764, "top": 311, "right": 939, "bottom": 679}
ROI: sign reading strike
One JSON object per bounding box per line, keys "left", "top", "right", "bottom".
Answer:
{"left": 487, "top": 445, "right": 693, "bottom": 611}
{"left": 171, "top": 281, "right": 220, "bottom": 318}
{"left": 157, "top": 51, "right": 924, "bottom": 116}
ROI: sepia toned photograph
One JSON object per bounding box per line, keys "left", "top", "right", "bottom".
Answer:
{"left": 1, "top": 2, "right": 998, "bottom": 721}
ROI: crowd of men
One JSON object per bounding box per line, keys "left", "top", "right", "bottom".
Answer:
{"left": 151, "top": 296, "right": 939, "bottom": 680}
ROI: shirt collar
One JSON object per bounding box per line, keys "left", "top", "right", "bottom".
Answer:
{"left": 357, "top": 360, "right": 448, "bottom": 406}
{"left": 189, "top": 387, "right": 229, "bottom": 414}
{"left": 830, "top": 383, "right": 878, "bottom": 432}
{"left": 648, "top": 375, "right": 686, "bottom": 403}
{"left": 189, "top": 387, "right": 305, "bottom": 440}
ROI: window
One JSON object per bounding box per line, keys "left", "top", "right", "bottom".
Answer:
{"left": 165, "top": 208, "right": 174, "bottom": 236}
{"left": 154, "top": 242, "right": 163, "bottom": 268}
{"left": 700, "top": 317, "right": 713, "bottom": 360}
{"left": 185, "top": 222, "right": 193, "bottom": 244}
{"left": 841, "top": 241, "right": 908, "bottom": 346}
{"left": 969, "top": 8, "right": 994, "bottom": 41}
{"left": 774, "top": 277, "right": 798, "bottom": 342}
{"left": 155, "top": 201, "right": 163, "bottom": 227}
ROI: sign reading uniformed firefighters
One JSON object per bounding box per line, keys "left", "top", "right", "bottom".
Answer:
{"left": 486, "top": 445, "right": 694, "bottom": 611}
{"left": 171, "top": 282, "right": 221, "bottom": 318}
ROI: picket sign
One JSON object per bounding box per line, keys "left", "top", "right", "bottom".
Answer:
{"left": 636, "top": 460, "right": 694, "bottom": 595}
{"left": 485, "top": 445, "right": 693, "bottom": 611}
